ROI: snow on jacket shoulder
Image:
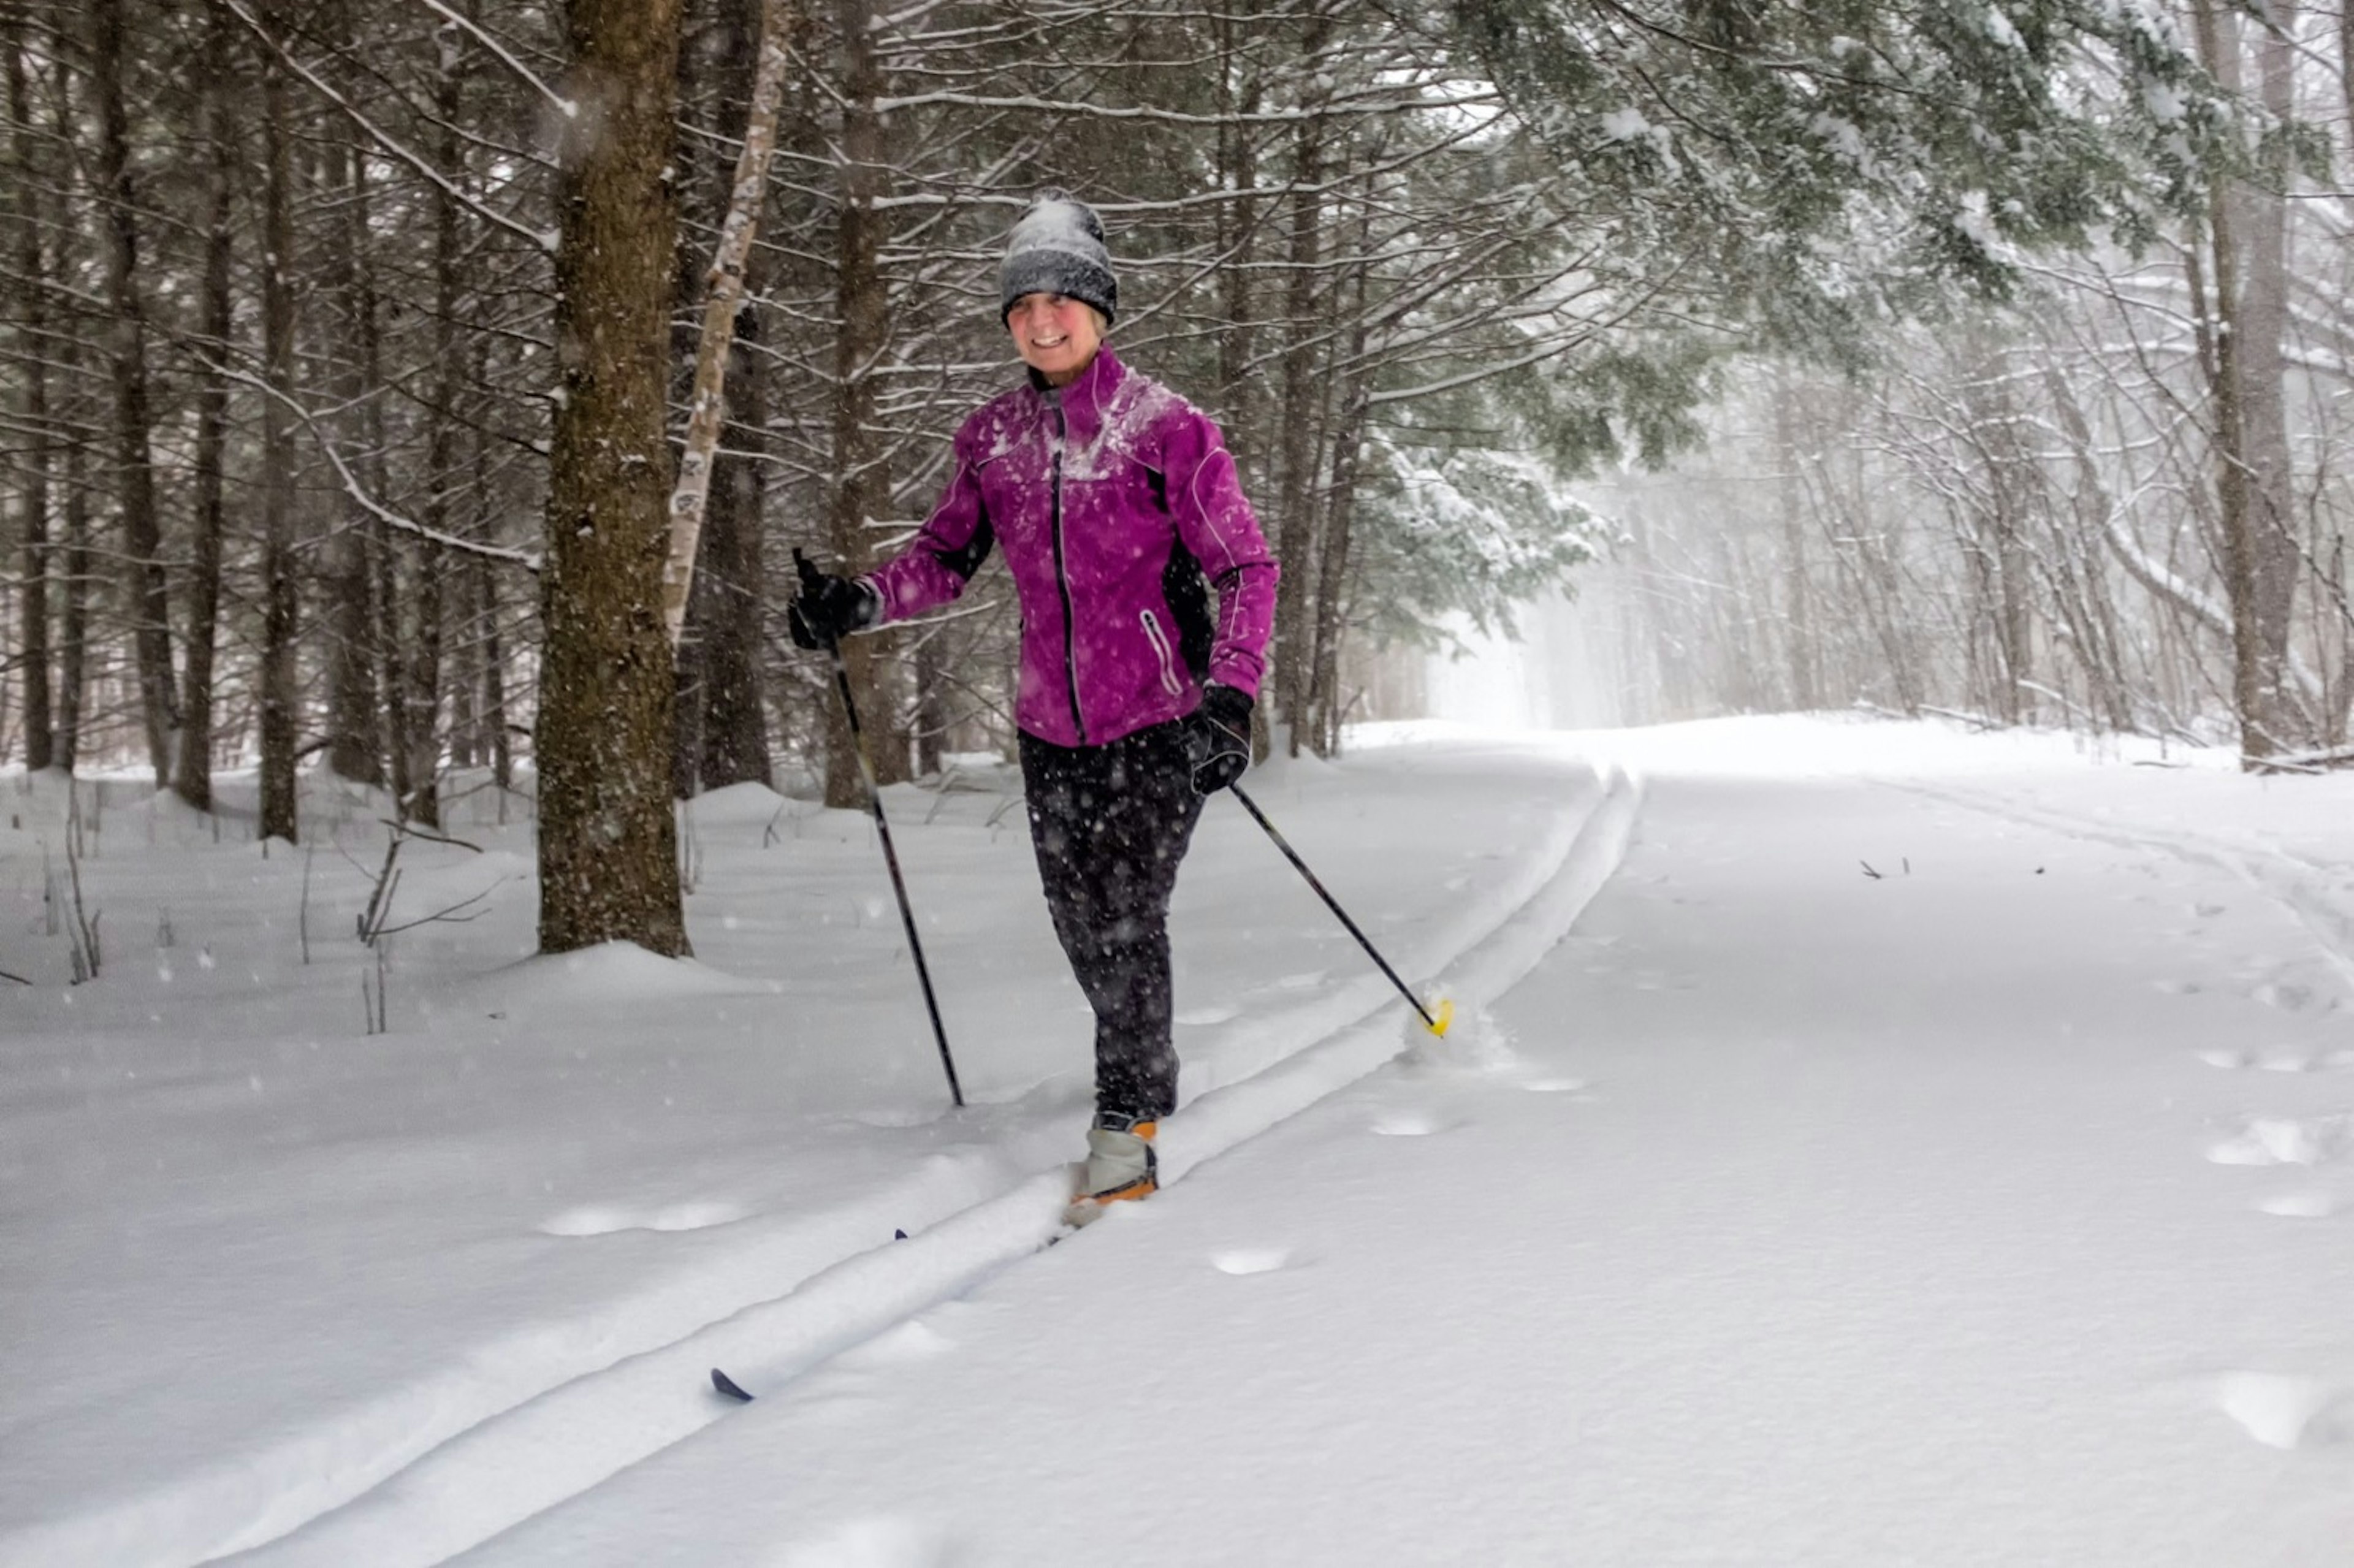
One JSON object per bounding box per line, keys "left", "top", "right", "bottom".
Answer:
{"left": 863, "top": 347, "right": 1279, "bottom": 750}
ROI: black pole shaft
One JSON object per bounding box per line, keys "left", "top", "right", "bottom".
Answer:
{"left": 1228, "top": 782, "right": 1442, "bottom": 1033}
{"left": 826, "top": 637, "right": 964, "bottom": 1108}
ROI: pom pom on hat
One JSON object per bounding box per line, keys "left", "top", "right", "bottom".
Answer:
{"left": 999, "top": 189, "right": 1117, "bottom": 325}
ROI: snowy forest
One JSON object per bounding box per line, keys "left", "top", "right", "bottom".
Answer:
{"left": 18, "top": 7, "right": 2354, "bottom": 1561}
{"left": 4, "top": 0, "right": 2350, "bottom": 958}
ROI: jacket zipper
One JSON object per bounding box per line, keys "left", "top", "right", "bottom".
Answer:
{"left": 1048, "top": 398, "right": 1086, "bottom": 744}
{"left": 1140, "top": 609, "right": 1183, "bottom": 698}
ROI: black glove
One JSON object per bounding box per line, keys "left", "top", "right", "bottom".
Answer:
{"left": 788, "top": 549, "right": 878, "bottom": 650}
{"left": 1186, "top": 683, "right": 1254, "bottom": 796}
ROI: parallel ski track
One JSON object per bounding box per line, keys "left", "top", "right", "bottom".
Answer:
{"left": 1884, "top": 779, "right": 2354, "bottom": 997}
{"left": 126, "top": 758, "right": 1641, "bottom": 1568}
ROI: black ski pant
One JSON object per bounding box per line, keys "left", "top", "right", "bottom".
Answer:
{"left": 1020, "top": 721, "right": 1204, "bottom": 1125}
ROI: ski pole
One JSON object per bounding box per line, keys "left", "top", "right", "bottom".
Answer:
{"left": 1227, "top": 782, "right": 1452, "bottom": 1037}
{"left": 798, "top": 551, "right": 965, "bottom": 1108}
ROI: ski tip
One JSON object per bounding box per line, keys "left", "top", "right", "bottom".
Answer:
{"left": 894, "top": 1228, "right": 908, "bottom": 1240}
{"left": 710, "top": 1367, "right": 755, "bottom": 1402}
{"left": 1426, "top": 997, "right": 1455, "bottom": 1037}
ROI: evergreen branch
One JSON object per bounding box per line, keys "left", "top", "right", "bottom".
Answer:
{"left": 201, "top": 356, "right": 542, "bottom": 573}
{"left": 221, "top": 0, "right": 557, "bottom": 257}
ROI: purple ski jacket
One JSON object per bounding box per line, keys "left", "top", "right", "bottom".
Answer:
{"left": 864, "top": 347, "right": 1279, "bottom": 750}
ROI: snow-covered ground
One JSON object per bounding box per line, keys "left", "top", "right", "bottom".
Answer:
{"left": 7, "top": 715, "right": 2353, "bottom": 1565}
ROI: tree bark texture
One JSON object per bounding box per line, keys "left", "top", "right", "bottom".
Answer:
{"left": 2193, "top": 0, "right": 2283, "bottom": 766}
{"left": 55, "top": 412, "right": 91, "bottom": 774}
{"left": 257, "top": 13, "right": 301, "bottom": 844}
{"left": 1270, "top": 11, "right": 1331, "bottom": 753}
{"left": 698, "top": 305, "right": 774, "bottom": 790}
{"left": 9, "top": 21, "right": 52, "bottom": 771}
{"left": 537, "top": 0, "right": 689, "bottom": 956}
{"left": 661, "top": 0, "right": 794, "bottom": 645}
{"left": 344, "top": 148, "right": 409, "bottom": 808}
{"left": 1213, "top": 15, "right": 1262, "bottom": 448}
{"left": 2234, "top": 0, "right": 2303, "bottom": 747}
{"left": 671, "top": 0, "right": 781, "bottom": 795}
{"left": 1307, "top": 383, "right": 1366, "bottom": 755}
{"left": 91, "top": 0, "right": 175, "bottom": 786}
{"left": 468, "top": 335, "right": 512, "bottom": 791}
{"left": 1305, "top": 246, "right": 1372, "bottom": 755}
{"left": 176, "top": 4, "right": 238, "bottom": 813}
{"left": 824, "top": 0, "right": 894, "bottom": 807}
{"left": 400, "top": 21, "right": 466, "bottom": 828}
{"left": 322, "top": 138, "right": 385, "bottom": 787}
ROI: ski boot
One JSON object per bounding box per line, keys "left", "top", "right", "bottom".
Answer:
{"left": 1064, "top": 1113, "right": 1157, "bottom": 1228}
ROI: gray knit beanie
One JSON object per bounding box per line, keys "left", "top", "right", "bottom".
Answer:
{"left": 999, "top": 191, "right": 1117, "bottom": 326}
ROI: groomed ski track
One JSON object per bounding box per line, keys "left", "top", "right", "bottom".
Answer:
{"left": 13, "top": 753, "right": 1638, "bottom": 1568}
{"left": 1884, "top": 780, "right": 2354, "bottom": 997}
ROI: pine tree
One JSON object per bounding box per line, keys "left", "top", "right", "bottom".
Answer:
{"left": 536, "top": 0, "right": 690, "bottom": 956}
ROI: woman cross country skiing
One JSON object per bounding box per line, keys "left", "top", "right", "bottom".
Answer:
{"left": 789, "top": 191, "right": 1281, "bottom": 1224}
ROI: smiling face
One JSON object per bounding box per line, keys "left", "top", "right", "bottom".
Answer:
{"left": 1007, "top": 292, "right": 1104, "bottom": 386}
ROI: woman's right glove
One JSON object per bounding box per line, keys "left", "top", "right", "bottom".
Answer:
{"left": 787, "top": 550, "right": 879, "bottom": 649}
{"left": 1186, "top": 683, "right": 1254, "bottom": 796}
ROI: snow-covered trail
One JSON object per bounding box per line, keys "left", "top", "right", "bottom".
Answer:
{"left": 0, "top": 733, "right": 1625, "bottom": 1567}
{"left": 457, "top": 736, "right": 2354, "bottom": 1567}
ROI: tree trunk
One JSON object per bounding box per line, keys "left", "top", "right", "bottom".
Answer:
{"left": 1307, "top": 384, "right": 1365, "bottom": 756}
{"left": 672, "top": 625, "right": 706, "bottom": 797}
{"left": 670, "top": 0, "right": 782, "bottom": 796}
{"left": 479, "top": 550, "right": 512, "bottom": 791}
{"left": 2235, "top": 0, "right": 2303, "bottom": 748}
{"left": 1772, "top": 373, "right": 1819, "bottom": 709}
{"left": 91, "top": 0, "right": 174, "bottom": 785}
{"left": 823, "top": 0, "right": 894, "bottom": 807}
{"left": 342, "top": 149, "right": 412, "bottom": 812}
{"left": 2192, "top": 0, "right": 2282, "bottom": 767}
{"left": 46, "top": 33, "right": 86, "bottom": 775}
{"left": 699, "top": 308, "right": 773, "bottom": 790}
{"left": 1213, "top": 15, "right": 1262, "bottom": 451}
{"left": 321, "top": 137, "right": 384, "bottom": 786}
{"left": 176, "top": 5, "right": 237, "bottom": 812}
{"left": 537, "top": 0, "right": 689, "bottom": 957}
{"left": 8, "top": 20, "right": 51, "bottom": 771}
{"left": 2342, "top": 0, "right": 2354, "bottom": 134}
{"left": 698, "top": 0, "right": 776, "bottom": 792}
{"left": 401, "top": 21, "right": 465, "bottom": 829}
{"left": 55, "top": 416, "right": 90, "bottom": 774}
{"left": 661, "top": 0, "right": 794, "bottom": 642}
{"left": 378, "top": 470, "right": 411, "bottom": 810}
{"left": 256, "top": 7, "right": 300, "bottom": 845}
{"left": 1270, "top": 8, "right": 1331, "bottom": 753}
{"left": 910, "top": 631, "right": 945, "bottom": 777}
{"left": 468, "top": 334, "right": 511, "bottom": 791}
{"left": 1304, "top": 240, "right": 1371, "bottom": 756}
{"left": 1973, "top": 343, "right": 2035, "bottom": 725}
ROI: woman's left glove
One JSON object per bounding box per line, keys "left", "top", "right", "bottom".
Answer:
{"left": 788, "top": 550, "right": 879, "bottom": 649}
{"left": 1186, "top": 683, "right": 1254, "bottom": 796}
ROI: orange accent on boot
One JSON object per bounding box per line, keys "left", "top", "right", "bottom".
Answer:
{"left": 1080, "top": 1173, "right": 1157, "bottom": 1206}
{"left": 1094, "top": 1123, "right": 1158, "bottom": 1201}
{"left": 1073, "top": 1122, "right": 1159, "bottom": 1207}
